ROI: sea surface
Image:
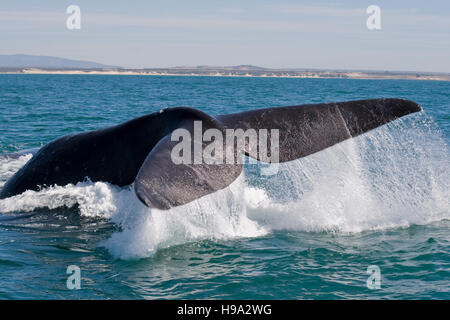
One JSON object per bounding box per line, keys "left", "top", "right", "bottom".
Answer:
{"left": 0, "top": 74, "right": 449, "bottom": 299}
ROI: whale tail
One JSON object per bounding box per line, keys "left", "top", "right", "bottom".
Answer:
{"left": 1, "top": 98, "right": 421, "bottom": 209}
{"left": 135, "top": 98, "right": 422, "bottom": 209}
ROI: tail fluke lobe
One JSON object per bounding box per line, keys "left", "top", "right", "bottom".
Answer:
{"left": 134, "top": 110, "right": 243, "bottom": 210}
{"left": 336, "top": 98, "right": 421, "bottom": 136}
{"left": 217, "top": 98, "right": 422, "bottom": 162}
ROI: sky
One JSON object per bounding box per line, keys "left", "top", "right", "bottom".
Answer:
{"left": 1, "top": 0, "right": 449, "bottom": 72}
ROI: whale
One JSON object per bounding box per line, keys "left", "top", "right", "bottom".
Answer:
{"left": 0, "top": 98, "right": 422, "bottom": 209}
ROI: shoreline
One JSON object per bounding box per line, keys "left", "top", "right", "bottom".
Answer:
{"left": 1, "top": 68, "right": 449, "bottom": 81}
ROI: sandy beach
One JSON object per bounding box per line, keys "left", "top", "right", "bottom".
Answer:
{"left": 1, "top": 67, "right": 448, "bottom": 81}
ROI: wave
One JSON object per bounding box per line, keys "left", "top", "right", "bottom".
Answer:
{"left": 0, "top": 112, "right": 449, "bottom": 259}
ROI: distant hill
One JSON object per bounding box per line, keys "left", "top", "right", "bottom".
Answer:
{"left": 0, "top": 54, "right": 119, "bottom": 69}
{"left": 224, "top": 65, "right": 266, "bottom": 70}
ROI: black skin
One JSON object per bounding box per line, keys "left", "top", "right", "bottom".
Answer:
{"left": 0, "top": 107, "right": 212, "bottom": 199}
{"left": 1, "top": 98, "right": 422, "bottom": 209}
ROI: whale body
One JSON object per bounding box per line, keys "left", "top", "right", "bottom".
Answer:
{"left": 0, "top": 98, "right": 422, "bottom": 209}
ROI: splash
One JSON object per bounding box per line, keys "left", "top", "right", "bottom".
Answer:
{"left": 104, "top": 174, "right": 265, "bottom": 259}
{"left": 245, "top": 112, "right": 449, "bottom": 232}
{"left": 0, "top": 158, "right": 265, "bottom": 259}
{"left": 0, "top": 154, "right": 32, "bottom": 188}
{"left": 0, "top": 112, "right": 448, "bottom": 259}
{"left": 0, "top": 179, "right": 125, "bottom": 218}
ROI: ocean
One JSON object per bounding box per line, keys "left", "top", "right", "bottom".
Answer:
{"left": 0, "top": 74, "right": 449, "bottom": 299}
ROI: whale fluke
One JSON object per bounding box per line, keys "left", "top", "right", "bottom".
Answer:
{"left": 0, "top": 98, "right": 422, "bottom": 210}
{"left": 134, "top": 98, "right": 421, "bottom": 209}
{"left": 217, "top": 98, "right": 422, "bottom": 162}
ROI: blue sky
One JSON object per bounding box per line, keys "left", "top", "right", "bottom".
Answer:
{"left": 1, "top": 0, "right": 449, "bottom": 72}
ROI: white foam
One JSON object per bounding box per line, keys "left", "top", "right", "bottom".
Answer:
{"left": 0, "top": 113, "right": 448, "bottom": 259}
{"left": 0, "top": 180, "right": 126, "bottom": 217}
{"left": 104, "top": 174, "right": 266, "bottom": 259}
{"left": 0, "top": 154, "right": 32, "bottom": 188}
